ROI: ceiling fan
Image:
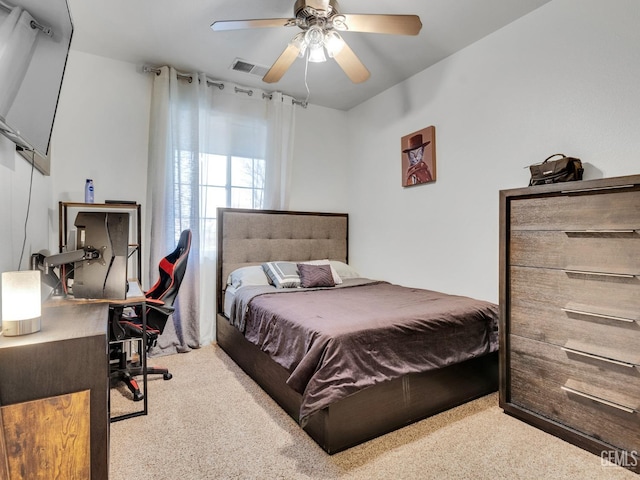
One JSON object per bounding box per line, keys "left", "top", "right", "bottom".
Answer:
{"left": 211, "top": 0, "right": 422, "bottom": 84}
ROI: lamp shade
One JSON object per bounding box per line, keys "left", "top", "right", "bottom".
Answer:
{"left": 324, "top": 31, "right": 345, "bottom": 58}
{"left": 308, "top": 45, "right": 327, "bottom": 63}
{"left": 305, "top": 25, "right": 327, "bottom": 63}
{"left": 1, "top": 270, "right": 42, "bottom": 336}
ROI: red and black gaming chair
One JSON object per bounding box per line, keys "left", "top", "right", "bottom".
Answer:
{"left": 110, "top": 229, "right": 192, "bottom": 402}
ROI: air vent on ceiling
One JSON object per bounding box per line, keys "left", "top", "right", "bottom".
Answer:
{"left": 230, "top": 58, "right": 270, "bottom": 77}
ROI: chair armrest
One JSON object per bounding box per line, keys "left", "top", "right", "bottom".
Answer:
{"left": 145, "top": 298, "right": 165, "bottom": 306}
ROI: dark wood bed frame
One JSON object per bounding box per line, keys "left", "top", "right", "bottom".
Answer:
{"left": 215, "top": 208, "right": 498, "bottom": 454}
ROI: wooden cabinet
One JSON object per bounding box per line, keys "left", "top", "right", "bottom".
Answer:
{"left": 499, "top": 174, "right": 640, "bottom": 474}
{"left": 1, "top": 391, "right": 91, "bottom": 479}
{"left": 0, "top": 303, "right": 109, "bottom": 479}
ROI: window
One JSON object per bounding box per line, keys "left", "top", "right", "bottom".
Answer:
{"left": 198, "top": 153, "right": 265, "bottom": 254}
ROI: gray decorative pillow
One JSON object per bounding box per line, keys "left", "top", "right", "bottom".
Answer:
{"left": 300, "top": 259, "right": 343, "bottom": 284}
{"left": 297, "top": 263, "right": 336, "bottom": 288}
{"left": 262, "top": 261, "right": 301, "bottom": 288}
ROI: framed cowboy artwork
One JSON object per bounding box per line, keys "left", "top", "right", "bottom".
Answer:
{"left": 401, "top": 125, "right": 436, "bottom": 187}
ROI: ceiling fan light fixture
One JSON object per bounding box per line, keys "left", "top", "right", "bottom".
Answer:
{"left": 291, "top": 32, "right": 307, "bottom": 57}
{"left": 308, "top": 43, "right": 327, "bottom": 63}
{"left": 304, "top": 25, "right": 327, "bottom": 62}
{"left": 305, "top": 26, "right": 324, "bottom": 48}
{"left": 324, "top": 31, "right": 344, "bottom": 58}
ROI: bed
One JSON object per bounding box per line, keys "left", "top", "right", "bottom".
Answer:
{"left": 216, "top": 208, "right": 499, "bottom": 454}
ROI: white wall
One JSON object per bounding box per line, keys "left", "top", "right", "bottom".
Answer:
{"left": 50, "top": 50, "right": 152, "bottom": 249}
{"left": 345, "top": 0, "right": 640, "bottom": 303}
{"left": 0, "top": 137, "right": 52, "bottom": 273}
{"left": 28, "top": 50, "right": 153, "bottom": 294}
{"left": 289, "top": 104, "right": 349, "bottom": 213}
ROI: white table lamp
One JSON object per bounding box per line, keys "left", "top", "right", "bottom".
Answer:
{"left": 2, "top": 270, "right": 42, "bottom": 336}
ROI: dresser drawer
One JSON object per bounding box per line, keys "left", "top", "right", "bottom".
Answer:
{"left": 510, "top": 230, "right": 640, "bottom": 274}
{"left": 510, "top": 366, "right": 640, "bottom": 454}
{"left": 509, "top": 188, "right": 640, "bottom": 231}
{"left": 510, "top": 335, "right": 640, "bottom": 401}
{"left": 509, "top": 266, "right": 640, "bottom": 355}
{"left": 509, "top": 265, "right": 640, "bottom": 313}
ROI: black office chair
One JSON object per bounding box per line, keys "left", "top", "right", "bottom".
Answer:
{"left": 110, "top": 229, "right": 192, "bottom": 401}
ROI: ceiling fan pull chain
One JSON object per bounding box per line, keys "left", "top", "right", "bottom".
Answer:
{"left": 303, "top": 49, "right": 311, "bottom": 106}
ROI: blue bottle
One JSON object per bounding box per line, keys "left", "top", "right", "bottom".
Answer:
{"left": 85, "top": 179, "right": 94, "bottom": 203}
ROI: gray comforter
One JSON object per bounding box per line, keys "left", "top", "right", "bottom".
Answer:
{"left": 229, "top": 278, "right": 499, "bottom": 423}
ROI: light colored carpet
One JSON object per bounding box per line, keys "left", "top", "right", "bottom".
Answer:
{"left": 109, "top": 344, "right": 636, "bottom": 479}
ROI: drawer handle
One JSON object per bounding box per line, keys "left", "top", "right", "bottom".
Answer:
{"left": 561, "top": 385, "right": 636, "bottom": 414}
{"left": 561, "top": 347, "right": 636, "bottom": 368}
{"left": 563, "top": 229, "right": 638, "bottom": 234}
{"left": 561, "top": 307, "right": 636, "bottom": 324}
{"left": 561, "top": 184, "right": 637, "bottom": 194}
{"left": 563, "top": 269, "right": 637, "bottom": 279}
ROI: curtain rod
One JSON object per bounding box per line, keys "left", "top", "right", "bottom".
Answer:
{"left": 142, "top": 65, "right": 307, "bottom": 108}
{"left": 142, "top": 65, "right": 224, "bottom": 90}
{"left": 0, "top": 2, "right": 53, "bottom": 36}
{"left": 262, "top": 92, "right": 307, "bottom": 108}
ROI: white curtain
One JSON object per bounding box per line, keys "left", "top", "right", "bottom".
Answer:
{"left": 0, "top": 5, "right": 38, "bottom": 118}
{"left": 264, "top": 91, "right": 296, "bottom": 210}
{"left": 147, "top": 67, "right": 296, "bottom": 352}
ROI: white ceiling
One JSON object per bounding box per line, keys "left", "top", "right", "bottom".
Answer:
{"left": 66, "top": 0, "right": 552, "bottom": 111}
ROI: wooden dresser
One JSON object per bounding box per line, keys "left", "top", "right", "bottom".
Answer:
{"left": 499, "top": 174, "right": 640, "bottom": 473}
{"left": 0, "top": 303, "right": 109, "bottom": 479}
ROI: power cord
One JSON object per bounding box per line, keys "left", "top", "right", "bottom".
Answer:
{"left": 17, "top": 147, "right": 36, "bottom": 271}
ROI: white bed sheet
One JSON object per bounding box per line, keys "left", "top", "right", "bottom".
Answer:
{"left": 223, "top": 285, "right": 237, "bottom": 317}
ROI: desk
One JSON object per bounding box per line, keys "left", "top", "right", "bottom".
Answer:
{"left": 0, "top": 302, "right": 109, "bottom": 479}
{"left": 45, "top": 281, "right": 149, "bottom": 422}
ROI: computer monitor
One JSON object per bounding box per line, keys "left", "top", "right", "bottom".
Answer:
{"left": 72, "top": 211, "right": 129, "bottom": 299}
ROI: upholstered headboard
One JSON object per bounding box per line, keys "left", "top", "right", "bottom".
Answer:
{"left": 216, "top": 208, "right": 348, "bottom": 314}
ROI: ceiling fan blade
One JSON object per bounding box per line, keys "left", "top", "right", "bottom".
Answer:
{"left": 332, "top": 41, "right": 370, "bottom": 84}
{"left": 263, "top": 43, "right": 301, "bottom": 83}
{"left": 338, "top": 14, "right": 422, "bottom": 36}
{"left": 211, "top": 18, "right": 295, "bottom": 32}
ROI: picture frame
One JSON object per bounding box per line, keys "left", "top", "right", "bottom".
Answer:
{"left": 401, "top": 125, "right": 436, "bottom": 187}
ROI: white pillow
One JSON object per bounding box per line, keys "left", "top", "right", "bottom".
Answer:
{"left": 301, "top": 259, "right": 342, "bottom": 284}
{"left": 227, "top": 266, "right": 271, "bottom": 288}
{"left": 329, "top": 261, "right": 360, "bottom": 279}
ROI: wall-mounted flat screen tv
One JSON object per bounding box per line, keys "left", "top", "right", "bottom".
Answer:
{"left": 0, "top": 0, "right": 73, "bottom": 158}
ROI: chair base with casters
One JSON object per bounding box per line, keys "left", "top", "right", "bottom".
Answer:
{"left": 109, "top": 352, "right": 172, "bottom": 402}
{"left": 109, "top": 342, "right": 145, "bottom": 402}
{"left": 109, "top": 306, "right": 173, "bottom": 402}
